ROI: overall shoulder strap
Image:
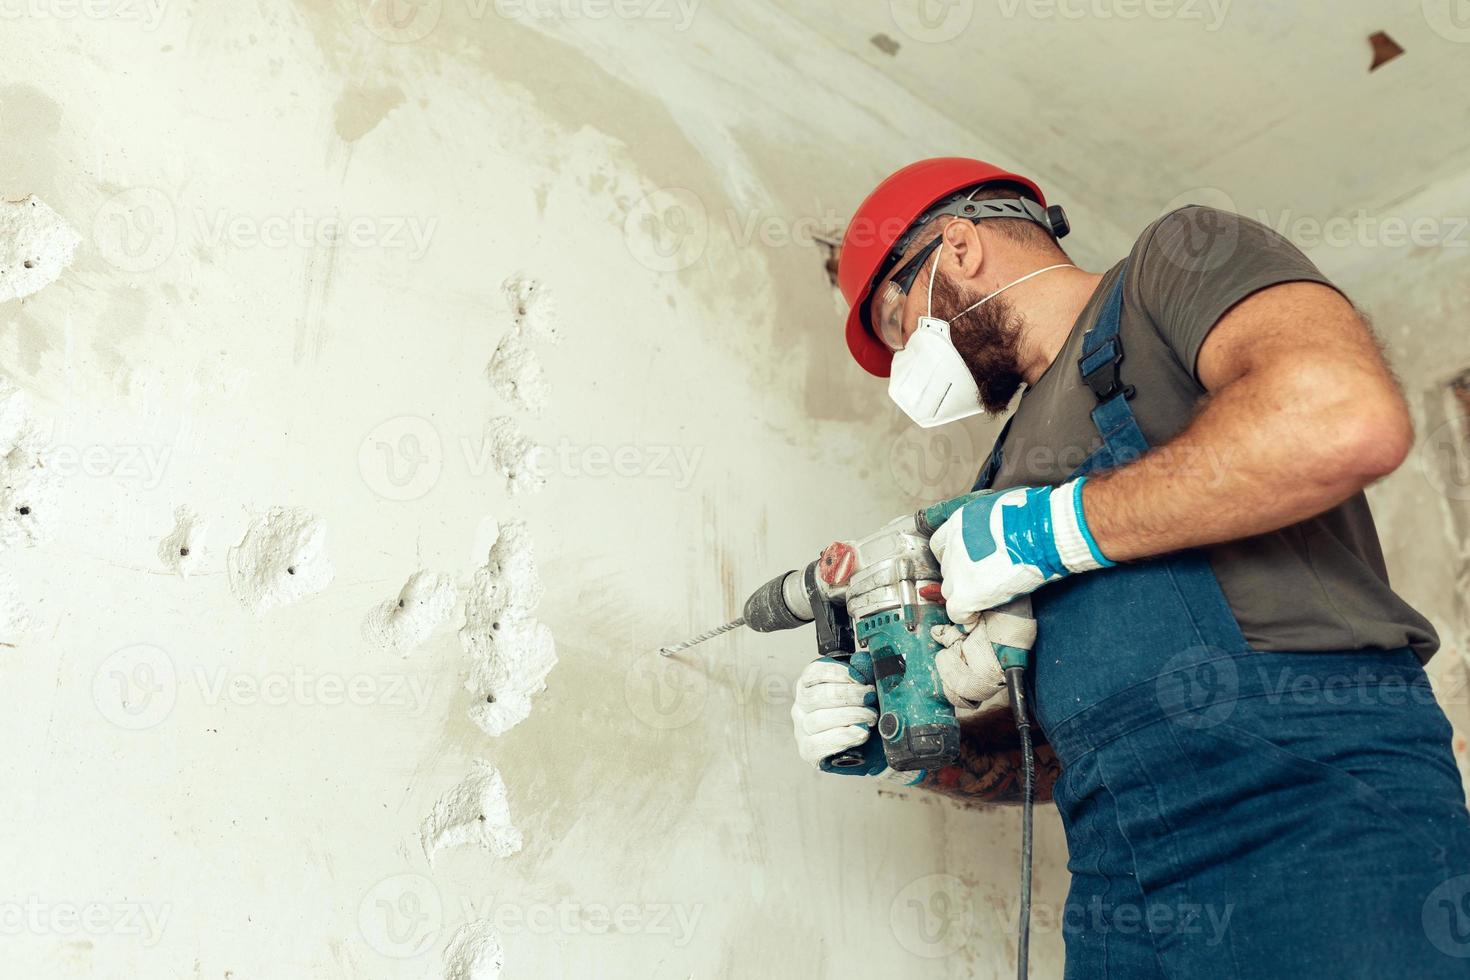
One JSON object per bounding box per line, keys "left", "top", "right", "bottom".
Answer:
{"left": 1079, "top": 263, "right": 1150, "bottom": 466}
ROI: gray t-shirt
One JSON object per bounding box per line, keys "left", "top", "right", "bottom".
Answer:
{"left": 989, "top": 206, "right": 1439, "bottom": 659}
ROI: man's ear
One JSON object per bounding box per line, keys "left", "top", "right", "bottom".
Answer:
{"left": 941, "top": 219, "right": 986, "bottom": 282}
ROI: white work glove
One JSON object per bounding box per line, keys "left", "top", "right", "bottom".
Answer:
{"left": 929, "top": 479, "right": 1112, "bottom": 625}
{"left": 790, "top": 656, "right": 925, "bottom": 785}
{"left": 930, "top": 597, "right": 1038, "bottom": 710}
{"left": 790, "top": 658, "right": 876, "bottom": 767}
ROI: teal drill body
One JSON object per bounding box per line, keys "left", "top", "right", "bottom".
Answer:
{"left": 736, "top": 488, "right": 1029, "bottom": 774}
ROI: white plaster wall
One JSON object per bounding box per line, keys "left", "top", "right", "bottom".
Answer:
{"left": 0, "top": 4, "right": 1149, "bottom": 978}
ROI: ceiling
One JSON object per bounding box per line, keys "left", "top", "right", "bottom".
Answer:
{"left": 782, "top": 0, "right": 1470, "bottom": 240}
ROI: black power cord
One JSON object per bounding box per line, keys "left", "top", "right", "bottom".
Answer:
{"left": 1006, "top": 665, "right": 1035, "bottom": 980}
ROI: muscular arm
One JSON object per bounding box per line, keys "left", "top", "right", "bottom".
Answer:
{"left": 1082, "top": 282, "right": 1412, "bottom": 561}
{"left": 913, "top": 707, "right": 1061, "bottom": 806}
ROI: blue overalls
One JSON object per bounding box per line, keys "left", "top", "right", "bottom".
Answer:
{"left": 973, "top": 269, "right": 1470, "bottom": 978}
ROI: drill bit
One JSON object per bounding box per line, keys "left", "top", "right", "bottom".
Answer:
{"left": 659, "top": 617, "right": 746, "bottom": 657}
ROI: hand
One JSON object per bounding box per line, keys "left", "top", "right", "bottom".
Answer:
{"left": 791, "top": 657, "right": 876, "bottom": 768}
{"left": 930, "top": 597, "right": 1037, "bottom": 710}
{"left": 929, "top": 478, "right": 1112, "bottom": 624}
{"left": 790, "top": 654, "right": 925, "bottom": 785}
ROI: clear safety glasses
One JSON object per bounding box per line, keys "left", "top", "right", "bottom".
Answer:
{"left": 873, "top": 234, "right": 943, "bottom": 352}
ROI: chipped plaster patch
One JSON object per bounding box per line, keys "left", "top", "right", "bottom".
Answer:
{"left": 460, "top": 521, "right": 555, "bottom": 736}
{"left": 442, "top": 919, "right": 505, "bottom": 980}
{"left": 363, "top": 570, "right": 457, "bottom": 656}
{"left": 502, "top": 274, "right": 561, "bottom": 344}
{"left": 421, "top": 760, "right": 523, "bottom": 862}
{"left": 227, "top": 507, "right": 334, "bottom": 614}
{"left": 486, "top": 333, "right": 549, "bottom": 415}
{"left": 0, "top": 379, "right": 56, "bottom": 548}
{"left": 483, "top": 416, "right": 546, "bottom": 496}
{"left": 158, "top": 506, "right": 207, "bottom": 577}
{"left": 0, "top": 196, "right": 81, "bottom": 303}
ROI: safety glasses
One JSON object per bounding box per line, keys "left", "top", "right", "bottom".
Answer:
{"left": 868, "top": 194, "right": 1066, "bottom": 352}
{"left": 873, "top": 234, "right": 943, "bottom": 352}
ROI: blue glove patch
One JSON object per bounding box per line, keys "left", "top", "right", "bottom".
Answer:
{"left": 958, "top": 493, "right": 1003, "bottom": 562}
{"left": 1000, "top": 486, "right": 1067, "bottom": 580}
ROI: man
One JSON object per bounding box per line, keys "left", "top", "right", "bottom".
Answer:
{"left": 790, "top": 158, "right": 1470, "bottom": 978}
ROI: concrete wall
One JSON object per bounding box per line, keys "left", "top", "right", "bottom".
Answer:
{"left": 6, "top": 4, "right": 1467, "bottom": 979}
{"left": 0, "top": 4, "right": 1142, "bottom": 977}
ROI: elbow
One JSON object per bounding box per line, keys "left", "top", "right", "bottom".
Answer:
{"left": 1322, "top": 396, "right": 1413, "bottom": 485}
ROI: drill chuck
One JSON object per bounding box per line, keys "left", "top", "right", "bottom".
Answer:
{"left": 741, "top": 568, "right": 814, "bottom": 632}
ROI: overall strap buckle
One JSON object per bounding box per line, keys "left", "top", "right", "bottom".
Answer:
{"left": 1078, "top": 337, "right": 1136, "bottom": 403}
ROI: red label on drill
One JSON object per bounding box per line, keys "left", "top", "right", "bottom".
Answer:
{"left": 818, "top": 541, "right": 856, "bottom": 586}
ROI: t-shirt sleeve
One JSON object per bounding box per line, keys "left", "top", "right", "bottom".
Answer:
{"left": 1134, "top": 206, "right": 1339, "bottom": 382}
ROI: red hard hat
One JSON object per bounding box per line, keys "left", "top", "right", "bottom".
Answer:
{"left": 838, "top": 158, "right": 1048, "bottom": 377}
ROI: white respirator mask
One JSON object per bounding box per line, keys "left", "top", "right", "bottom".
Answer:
{"left": 887, "top": 242, "right": 1074, "bottom": 428}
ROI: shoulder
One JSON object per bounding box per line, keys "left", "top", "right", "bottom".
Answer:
{"left": 1129, "top": 205, "right": 1298, "bottom": 272}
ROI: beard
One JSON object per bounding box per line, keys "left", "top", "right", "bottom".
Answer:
{"left": 930, "top": 271, "right": 1026, "bottom": 414}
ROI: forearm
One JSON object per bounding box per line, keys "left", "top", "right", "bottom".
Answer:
{"left": 915, "top": 708, "right": 1061, "bottom": 806}
{"left": 1081, "top": 358, "right": 1411, "bottom": 563}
